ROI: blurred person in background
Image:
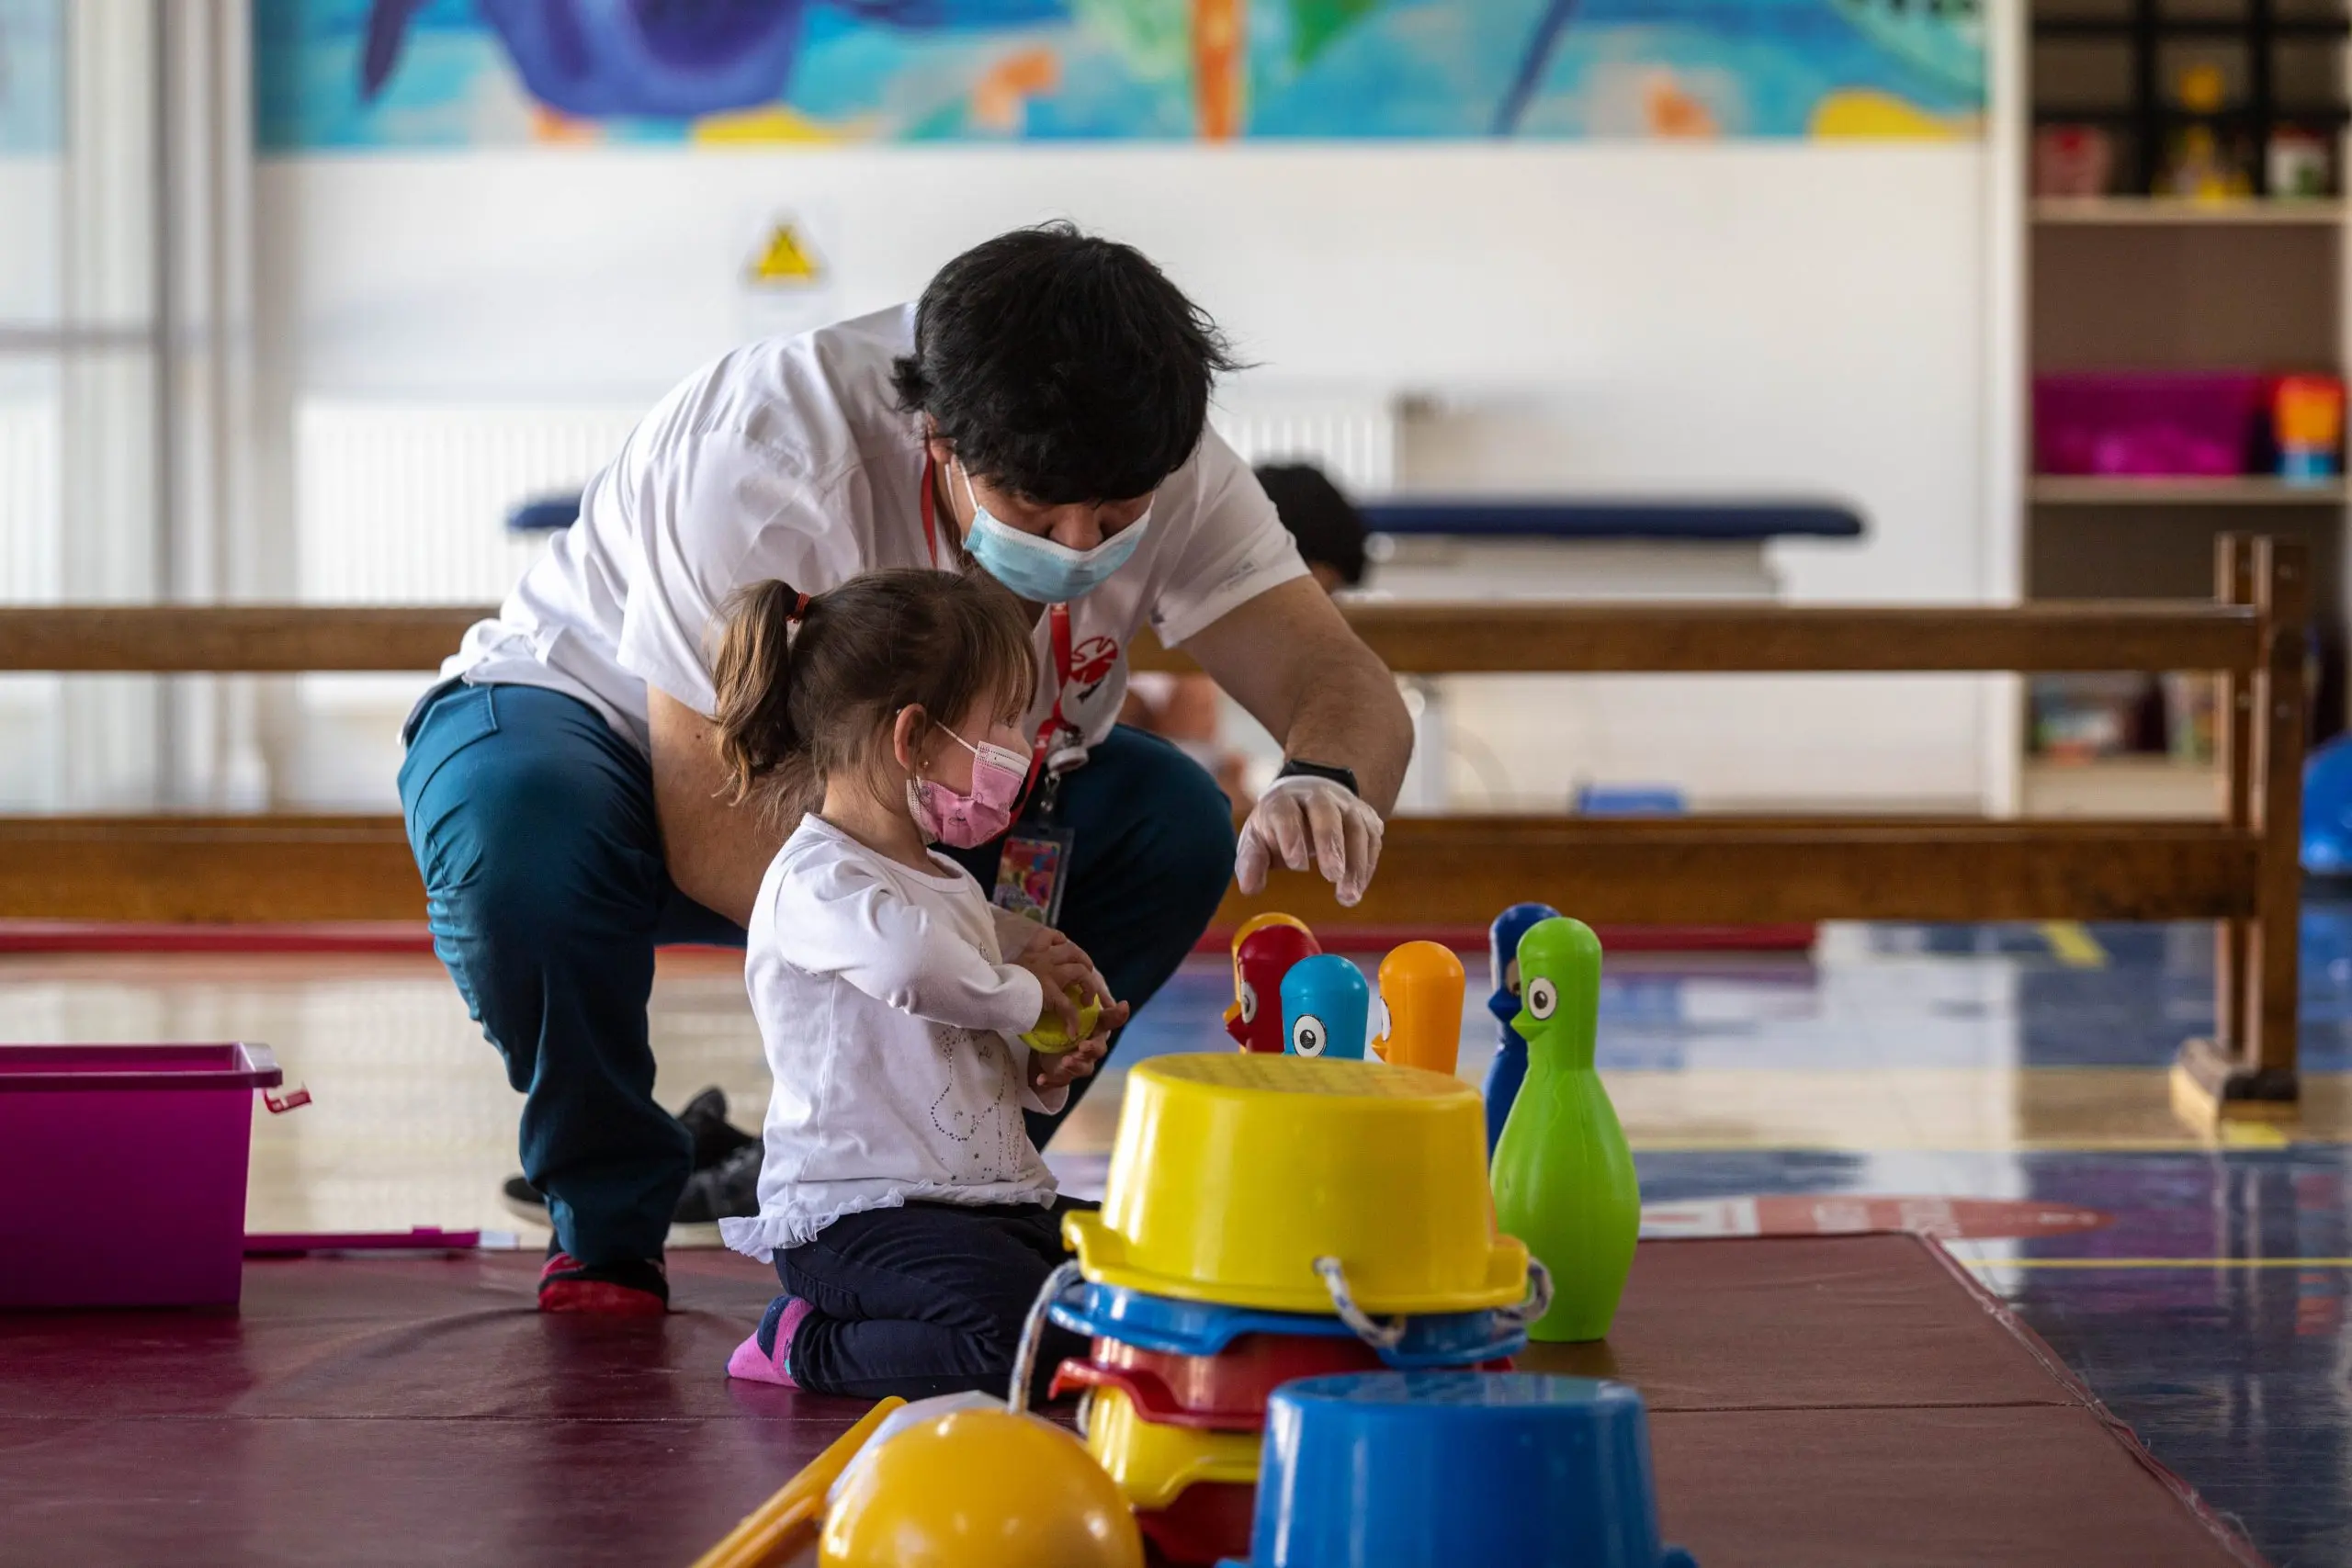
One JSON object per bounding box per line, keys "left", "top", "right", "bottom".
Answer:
{"left": 1122, "top": 463, "right": 1369, "bottom": 804}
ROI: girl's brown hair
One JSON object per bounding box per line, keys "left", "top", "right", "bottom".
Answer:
{"left": 710, "top": 568, "right": 1038, "bottom": 815}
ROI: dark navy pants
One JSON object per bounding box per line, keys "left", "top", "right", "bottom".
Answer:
{"left": 397, "top": 681, "right": 1235, "bottom": 1265}
{"left": 770, "top": 1196, "right": 1095, "bottom": 1401}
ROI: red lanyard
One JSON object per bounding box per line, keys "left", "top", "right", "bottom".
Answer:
{"left": 922, "top": 457, "right": 1080, "bottom": 806}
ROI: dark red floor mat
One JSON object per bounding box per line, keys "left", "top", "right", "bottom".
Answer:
{"left": 0, "top": 1235, "right": 2261, "bottom": 1567}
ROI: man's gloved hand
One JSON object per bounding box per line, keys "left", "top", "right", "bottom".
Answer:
{"left": 1234, "top": 774, "right": 1385, "bottom": 908}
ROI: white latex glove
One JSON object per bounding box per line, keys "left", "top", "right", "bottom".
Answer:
{"left": 1234, "top": 774, "right": 1385, "bottom": 908}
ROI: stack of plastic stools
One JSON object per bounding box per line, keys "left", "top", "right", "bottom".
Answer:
{"left": 1046, "top": 1055, "right": 1544, "bottom": 1564}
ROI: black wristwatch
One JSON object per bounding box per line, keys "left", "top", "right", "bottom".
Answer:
{"left": 1275, "top": 759, "right": 1360, "bottom": 797}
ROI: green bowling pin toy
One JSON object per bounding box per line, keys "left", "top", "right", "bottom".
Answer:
{"left": 1490, "top": 916, "right": 1638, "bottom": 1343}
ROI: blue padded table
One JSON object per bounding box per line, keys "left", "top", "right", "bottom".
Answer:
{"left": 510, "top": 495, "right": 1868, "bottom": 547}
{"left": 1359, "top": 497, "right": 1865, "bottom": 543}
{"left": 507, "top": 496, "right": 583, "bottom": 533}
{"left": 1355, "top": 496, "right": 1866, "bottom": 604}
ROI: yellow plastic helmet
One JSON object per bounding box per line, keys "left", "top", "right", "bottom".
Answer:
{"left": 820, "top": 1406, "right": 1143, "bottom": 1568}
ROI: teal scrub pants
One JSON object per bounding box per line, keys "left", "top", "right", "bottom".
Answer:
{"left": 398, "top": 680, "right": 1235, "bottom": 1266}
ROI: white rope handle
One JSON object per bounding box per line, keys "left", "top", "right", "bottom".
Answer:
{"left": 1314, "top": 1257, "right": 1408, "bottom": 1349}
{"left": 1008, "top": 1260, "right": 1083, "bottom": 1414}
{"left": 1317, "top": 1255, "right": 1555, "bottom": 1358}
{"left": 1498, "top": 1257, "right": 1555, "bottom": 1335}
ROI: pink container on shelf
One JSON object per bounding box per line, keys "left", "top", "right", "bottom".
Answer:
{"left": 1, "top": 1043, "right": 287, "bottom": 1308}
{"left": 2033, "top": 372, "right": 2267, "bottom": 477}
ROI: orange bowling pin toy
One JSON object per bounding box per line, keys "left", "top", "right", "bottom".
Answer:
{"left": 1224, "top": 913, "right": 1320, "bottom": 1054}
{"left": 1370, "top": 942, "right": 1467, "bottom": 1075}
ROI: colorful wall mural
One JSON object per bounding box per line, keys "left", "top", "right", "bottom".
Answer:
{"left": 256, "top": 0, "right": 1985, "bottom": 150}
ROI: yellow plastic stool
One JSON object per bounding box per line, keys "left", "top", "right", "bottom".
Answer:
{"left": 1082, "top": 1385, "right": 1261, "bottom": 1511}
{"left": 1063, "top": 1054, "right": 1528, "bottom": 1315}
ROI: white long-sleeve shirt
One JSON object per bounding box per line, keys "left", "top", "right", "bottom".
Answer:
{"left": 718, "top": 815, "right": 1064, "bottom": 1260}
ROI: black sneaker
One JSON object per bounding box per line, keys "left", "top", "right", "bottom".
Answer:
{"left": 673, "top": 1141, "right": 762, "bottom": 1224}
{"left": 502, "top": 1173, "right": 550, "bottom": 1224}
{"left": 499, "top": 1087, "right": 757, "bottom": 1224}
{"left": 678, "top": 1087, "right": 758, "bottom": 1170}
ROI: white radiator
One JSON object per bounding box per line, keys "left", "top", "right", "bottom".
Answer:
{"left": 293, "top": 392, "right": 1398, "bottom": 607}
{"left": 0, "top": 399, "right": 61, "bottom": 604}
{"left": 296, "top": 402, "right": 640, "bottom": 604}
{"left": 1210, "top": 390, "right": 1399, "bottom": 498}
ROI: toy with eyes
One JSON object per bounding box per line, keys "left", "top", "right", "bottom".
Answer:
{"left": 1482, "top": 902, "right": 1561, "bottom": 1156}
{"left": 1489, "top": 915, "right": 1637, "bottom": 1343}
{"left": 1369, "top": 941, "right": 1466, "bottom": 1075}
{"left": 1279, "top": 953, "right": 1371, "bottom": 1061}
{"left": 1223, "top": 912, "right": 1320, "bottom": 1055}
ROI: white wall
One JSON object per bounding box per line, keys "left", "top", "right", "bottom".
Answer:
{"left": 256, "top": 140, "right": 1995, "bottom": 809}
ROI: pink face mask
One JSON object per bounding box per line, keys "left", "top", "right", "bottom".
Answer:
{"left": 907, "top": 725, "right": 1031, "bottom": 848}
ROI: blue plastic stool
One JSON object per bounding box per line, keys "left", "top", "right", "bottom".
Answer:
{"left": 1047, "top": 1276, "right": 1529, "bottom": 1369}
{"left": 1222, "top": 1372, "right": 1697, "bottom": 1568}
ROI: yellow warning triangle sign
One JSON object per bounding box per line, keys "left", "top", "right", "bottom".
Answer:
{"left": 750, "top": 222, "right": 823, "bottom": 286}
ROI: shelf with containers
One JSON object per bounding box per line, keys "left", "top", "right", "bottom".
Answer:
{"left": 2025, "top": 1, "right": 2350, "bottom": 798}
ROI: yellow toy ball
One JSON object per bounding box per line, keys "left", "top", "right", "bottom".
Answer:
{"left": 820, "top": 1406, "right": 1142, "bottom": 1568}
{"left": 1021, "top": 985, "right": 1103, "bottom": 1055}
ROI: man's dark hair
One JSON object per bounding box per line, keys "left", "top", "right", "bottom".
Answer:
{"left": 893, "top": 223, "right": 1241, "bottom": 504}
{"left": 1255, "top": 463, "right": 1368, "bottom": 587}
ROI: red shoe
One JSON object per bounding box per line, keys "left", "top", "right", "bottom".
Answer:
{"left": 538, "top": 1249, "right": 669, "bottom": 1315}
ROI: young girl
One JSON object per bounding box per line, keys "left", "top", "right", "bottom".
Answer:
{"left": 711, "top": 568, "right": 1121, "bottom": 1400}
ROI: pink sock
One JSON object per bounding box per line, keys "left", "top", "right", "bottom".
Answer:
{"left": 728, "top": 1297, "right": 813, "bottom": 1388}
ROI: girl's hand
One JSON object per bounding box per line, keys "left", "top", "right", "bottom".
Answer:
{"left": 1026, "top": 989, "right": 1125, "bottom": 1094}
{"left": 1080, "top": 964, "right": 1120, "bottom": 1013}
{"left": 1014, "top": 929, "right": 1098, "bottom": 1032}
{"left": 1031, "top": 1031, "right": 1109, "bottom": 1093}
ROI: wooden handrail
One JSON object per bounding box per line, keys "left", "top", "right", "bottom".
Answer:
{"left": 0, "top": 600, "right": 2264, "bottom": 675}
{"left": 0, "top": 606, "right": 485, "bottom": 673}
{"left": 1152, "top": 601, "right": 2266, "bottom": 675}
{"left": 0, "top": 813, "right": 2258, "bottom": 927}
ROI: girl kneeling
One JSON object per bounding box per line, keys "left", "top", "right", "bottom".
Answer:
{"left": 713, "top": 569, "right": 1119, "bottom": 1399}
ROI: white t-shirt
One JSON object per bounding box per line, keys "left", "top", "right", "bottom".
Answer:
{"left": 718, "top": 814, "right": 1068, "bottom": 1261}
{"left": 445, "top": 305, "right": 1309, "bottom": 756}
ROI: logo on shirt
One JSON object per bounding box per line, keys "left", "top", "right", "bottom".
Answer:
{"left": 1068, "top": 635, "right": 1120, "bottom": 694}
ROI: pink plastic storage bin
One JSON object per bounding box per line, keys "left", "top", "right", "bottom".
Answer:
{"left": 2033, "top": 372, "right": 2267, "bottom": 477}
{"left": 0, "top": 1043, "right": 283, "bottom": 1308}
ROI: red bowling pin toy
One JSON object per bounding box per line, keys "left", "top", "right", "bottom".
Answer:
{"left": 1224, "top": 913, "right": 1320, "bottom": 1054}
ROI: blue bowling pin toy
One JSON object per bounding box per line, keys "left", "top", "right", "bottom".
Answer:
{"left": 1484, "top": 902, "right": 1562, "bottom": 1156}
{"left": 1282, "top": 954, "right": 1371, "bottom": 1060}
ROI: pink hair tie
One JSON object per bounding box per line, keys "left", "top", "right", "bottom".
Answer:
{"left": 790, "top": 592, "right": 811, "bottom": 623}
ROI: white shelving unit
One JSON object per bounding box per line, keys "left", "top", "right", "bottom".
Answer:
{"left": 2034, "top": 197, "right": 2349, "bottom": 224}
{"left": 2019, "top": 755, "right": 2227, "bottom": 818}
{"left": 2030, "top": 476, "right": 2350, "bottom": 504}
{"left": 2020, "top": 1, "right": 2352, "bottom": 816}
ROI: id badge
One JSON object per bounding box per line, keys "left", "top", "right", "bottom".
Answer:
{"left": 992, "top": 823, "right": 1077, "bottom": 929}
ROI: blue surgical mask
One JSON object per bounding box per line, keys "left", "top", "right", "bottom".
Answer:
{"left": 959, "top": 464, "right": 1148, "bottom": 603}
